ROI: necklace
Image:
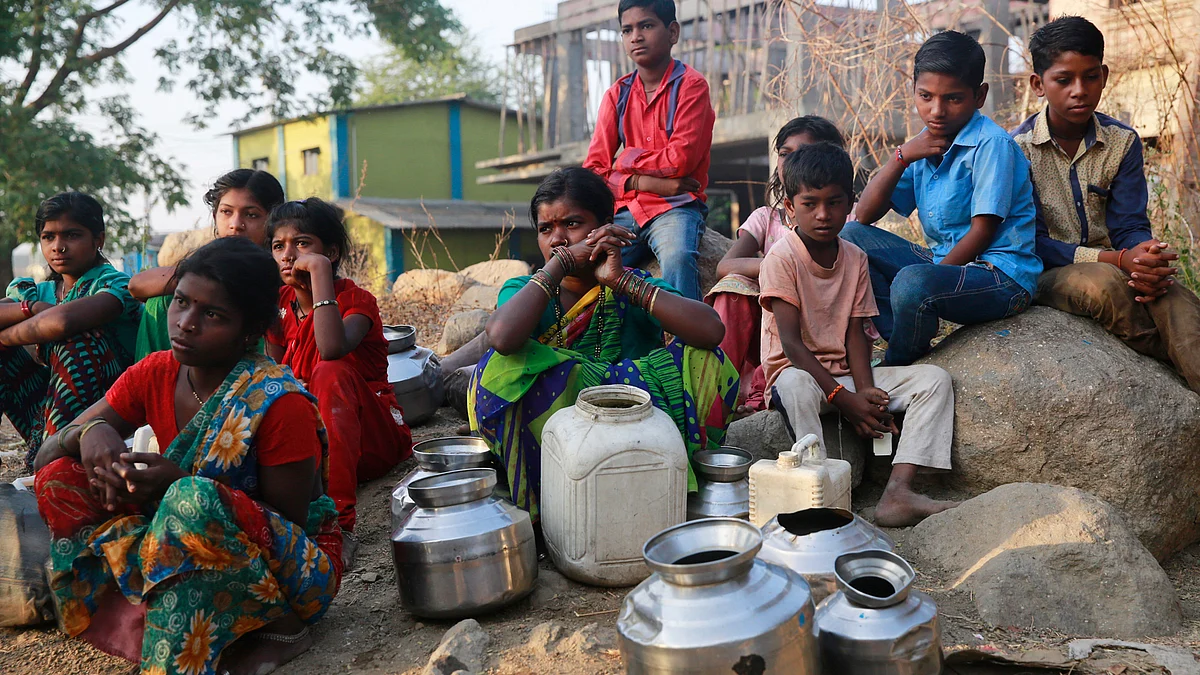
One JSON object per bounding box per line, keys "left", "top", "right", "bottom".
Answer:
{"left": 552, "top": 285, "right": 608, "bottom": 360}
{"left": 186, "top": 368, "right": 209, "bottom": 405}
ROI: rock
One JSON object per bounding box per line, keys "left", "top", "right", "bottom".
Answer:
{"left": 910, "top": 483, "right": 1182, "bottom": 638}
{"left": 919, "top": 307, "right": 1200, "bottom": 560}
{"left": 452, "top": 284, "right": 501, "bottom": 312}
{"left": 560, "top": 623, "right": 617, "bottom": 655}
{"left": 157, "top": 227, "right": 216, "bottom": 267}
{"left": 461, "top": 259, "right": 531, "bottom": 287}
{"left": 360, "top": 571, "right": 379, "bottom": 583}
{"left": 639, "top": 228, "right": 734, "bottom": 296}
{"left": 437, "top": 310, "right": 491, "bottom": 356}
{"left": 393, "top": 269, "right": 477, "bottom": 305}
{"left": 724, "top": 409, "right": 869, "bottom": 488}
{"left": 526, "top": 621, "right": 566, "bottom": 656}
{"left": 423, "top": 619, "right": 490, "bottom": 675}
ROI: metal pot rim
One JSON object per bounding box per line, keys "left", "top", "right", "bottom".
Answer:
{"left": 692, "top": 447, "right": 753, "bottom": 482}
{"left": 643, "top": 517, "right": 762, "bottom": 586}
{"left": 412, "top": 436, "right": 491, "bottom": 471}
{"left": 408, "top": 468, "right": 497, "bottom": 508}
{"left": 383, "top": 324, "right": 417, "bottom": 353}
{"left": 834, "top": 549, "right": 915, "bottom": 608}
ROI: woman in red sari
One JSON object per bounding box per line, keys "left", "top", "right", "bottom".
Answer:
{"left": 265, "top": 198, "right": 412, "bottom": 538}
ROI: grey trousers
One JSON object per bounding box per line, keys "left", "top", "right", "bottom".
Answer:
{"left": 771, "top": 365, "right": 954, "bottom": 470}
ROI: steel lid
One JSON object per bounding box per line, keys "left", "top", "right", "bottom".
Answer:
{"left": 383, "top": 324, "right": 417, "bottom": 353}
{"left": 692, "top": 447, "right": 752, "bottom": 482}
{"left": 412, "top": 436, "right": 492, "bottom": 472}
{"left": 643, "top": 517, "right": 762, "bottom": 587}
{"left": 408, "top": 468, "right": 497, "bottom": 508}
{"left": 834, "top": 549, "right": 915, "bottom": 608}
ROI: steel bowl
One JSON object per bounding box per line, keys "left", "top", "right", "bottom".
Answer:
{"left": 412, "top": 436, "right": 492, "bottom": 472}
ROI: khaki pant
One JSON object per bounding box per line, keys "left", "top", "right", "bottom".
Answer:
{"left": 1037, "top": 262, "right": 1200, "bottom": 391}
{"left": 771, "top": 365, "right": 954, "bottom": 470}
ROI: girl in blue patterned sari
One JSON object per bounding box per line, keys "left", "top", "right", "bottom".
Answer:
{"left": 33, "top": 238, "right": 340, "bottom": 675}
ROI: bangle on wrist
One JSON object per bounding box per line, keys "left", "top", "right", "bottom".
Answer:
{"left": 57, "top": 423, "right": 81, "bottom": 454}
{"left": 895, "top": 146, "right": 910, "bottom": 168}
{"left": 827, "top": 384, "right": 846, "bottom": 404}
{"left": 1117, "top": 248, "right": 1128, "bottom": 271}
{"left": 78, "top": 418, "right": 110, "bottom": 444}
{"left": 530, "top": 269, "right": 558, "bottom": 299}
{"left": 19, "top": 300, "right": 33, "bottom": 318}
{"left": 312, "top": 299, "right": 338, "bottom": 311}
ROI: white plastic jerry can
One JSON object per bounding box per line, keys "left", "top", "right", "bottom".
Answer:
{"left": 540, "top": 385, "right": 688, "bottom": 588}
{"left": 748, "top": 433, "right": 852, "bottom": 527}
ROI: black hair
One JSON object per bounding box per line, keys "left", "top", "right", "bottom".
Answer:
{"left": 204, "top": 169, "right": 285, "bottom": 218}
{"left": 35, "top": 192, "right": 107, "bottom": 280}
{"left": 266, "top": 198, "right": 352, "bottom": 275}
{"left": 174, "top": 237, "right": 282, "bottom": 340}
{"left": 618, "top": 0, "right": 676, "bottom": 25}
{"left": 1029, "top": 16, "right": 1105, "bottom": 75}
{"left": 780, "top": 143, "right": 855, "bottom": 204}
{"left": 530, "top": 167, "right": 616, "bottom": 228}
{"left": 914, "top": 30, "right": 986, "bottom": 90}
{"left": 767, "top": 116, "right": 846, "bottom": 208}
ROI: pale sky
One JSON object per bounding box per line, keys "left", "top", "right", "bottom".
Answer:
{"left": 109, "top": 0, "right": 560, "bottom": 235}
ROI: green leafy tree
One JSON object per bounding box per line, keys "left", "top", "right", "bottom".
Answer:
{"left": 356, "top": 34, "right": 503, "bottom": 106}
{"left": 0, "top": 0, "right": 460, "bottom": 288}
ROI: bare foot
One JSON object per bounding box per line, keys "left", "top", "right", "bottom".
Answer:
{"left": 731, "top": 405, "right": 756, "bottom": 422}
{"left": 874, "top": 486, "right": 958, "bottom": 528}
{"left": 218, "top": 617, "right": 314, "bottom": 675}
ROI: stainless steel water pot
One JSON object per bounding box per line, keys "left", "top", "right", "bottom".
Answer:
{"left": 390, "top": 436, "right": 492, "bottom": 531}
{"left": 617, "top": 518, "right": 821, "bottom": 674}
{"left": 384, "top": 324, "right": 443, "bottom": 427}
{"left": 391, "top": 468, "right": 537, "bottom": 619}
{"left": 758, "top": 507, "right": 895, "bottom": 602}
{"left": 814, "top": 549, "right": 943, "bottom": 675}
{"left": 686, "top": 447, "right": 752, "bottom": 521}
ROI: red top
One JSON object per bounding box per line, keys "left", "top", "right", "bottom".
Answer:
{"left": 583, "top": 61, "right": 715, "bottom": 226}
{"left": 268, "top": 278, "right": 392, "bottom": 398}
{"left": 106, "top": 351, "right": 321, "bottom": 467}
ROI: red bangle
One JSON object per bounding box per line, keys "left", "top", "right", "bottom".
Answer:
{"left": 1117, "top": 248, "right": 1128, "bottom": 271}
{"left": 895, "top": 146, "right": 910, "bottom": 168}
{"left": 19, "top": 300, "right": 33, "bottom": 318}
{"left": 827, "top": 384, "right": 845, "bottom": 404}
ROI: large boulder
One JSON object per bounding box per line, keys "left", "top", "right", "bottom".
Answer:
{"left": 910, "top": 483, "right": 1182, "bottom": 638}
{"left": 920, "top": 307, "right": 1200, "bottom": 560}
{"left": 157, "top": 227, "right": 216, "bottom": 267}
{"left": 437, "top": 310, "right": 490, "bottom": 356}
{"left": 724, "top": 409, "right": 870, "bottom": 488}
{"left": 452, "top": 284, "right": 501, "bottom": 312}
{"left": 639, "top": 228, "right": 734, "bottom": 296}
{"left": 461, "top": 259, "right": 531, "bottom": 287}
{"left": 392, "top": 269, "right": 477, "bottom": 306}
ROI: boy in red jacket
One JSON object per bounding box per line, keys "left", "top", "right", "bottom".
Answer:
{"left": 584, "top": 0, "right": 715, "bottom": 300}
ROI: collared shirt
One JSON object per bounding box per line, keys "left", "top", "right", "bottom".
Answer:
{"left": 1011, "top": 107, "right": 1152, "bottom": 269}
{"left": 584, "top": 61, "right": 715, "bottom": 226}
{"left": 890, "top": 110, "right": 1042, "bottom": 294}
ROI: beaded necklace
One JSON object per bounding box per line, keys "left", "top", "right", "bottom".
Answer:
{"left": 551, "top": 284, "right": 608, "bottom": 360}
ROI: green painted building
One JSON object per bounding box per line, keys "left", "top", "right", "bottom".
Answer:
{"left": 231, "top": 95, "right": 537, "bottom": 283}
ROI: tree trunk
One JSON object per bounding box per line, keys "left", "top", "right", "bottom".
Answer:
{"left": 0, "top": 227, "right": 16, "bottom": 291}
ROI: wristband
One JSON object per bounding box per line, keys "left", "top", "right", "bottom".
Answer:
{"left": 895, "top": 146, "right": 910, "bottom": 168}
{"left": 312, "top": 299, "right": 338, "bottom": 311}
{"left": 827, "top": 384, "right": 846, "bottom": 404}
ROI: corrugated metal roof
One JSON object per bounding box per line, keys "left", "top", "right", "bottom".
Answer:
{"left": 230, "top": 94, "right": 516, "bottom": 137}
{"left": 340, "top": 198, "right": 527, "bottom": 231}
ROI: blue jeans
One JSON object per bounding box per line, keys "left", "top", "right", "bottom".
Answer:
{"left": 840, "top": 221, "right": 1031, "bottom": 365}
{"left": 613, "top": 202, "right": 708, "bottom": 300}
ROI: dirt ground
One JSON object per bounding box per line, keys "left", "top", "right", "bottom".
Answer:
{"left": 2, "top": 413, "right": 1197, "bottom": 674}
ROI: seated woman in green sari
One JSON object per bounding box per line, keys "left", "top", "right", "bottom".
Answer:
{"left": 469, "top": 167, "right": 740, "bottom": 520}
{"left": 129, "top": 169, "right": 285, "bottom": 360}
{"left": 34, "top": 237, "right": 341, "bottom": 675}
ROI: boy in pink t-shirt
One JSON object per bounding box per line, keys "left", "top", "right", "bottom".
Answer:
{"left": 708, "top": 116, "right": 849, "bottom": 413}
{"left": 759, "top": 142, "right": 957, "bottom": 527}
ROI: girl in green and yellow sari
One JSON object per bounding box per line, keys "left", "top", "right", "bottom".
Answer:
{"left": 34, "top": 237, "right": 340, "bottom": 675}
{"left": 470, "top": 168, "right": 740, "bottom": 520}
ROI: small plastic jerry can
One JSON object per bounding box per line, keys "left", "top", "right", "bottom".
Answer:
{"left": 749, "top": 434, "right": 853, "bottom": 527}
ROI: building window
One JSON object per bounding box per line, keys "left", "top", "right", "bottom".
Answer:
{"left": 302, "top": 148, "right": 321, "bottom": 176}
{"left": 251, "top": 157, "right": 269, "bottom": 171}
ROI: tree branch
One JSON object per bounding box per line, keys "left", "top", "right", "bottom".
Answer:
{"left": 83, "top": 0, "right": 182, "bottom": 65}
{"left": 14, "top": 0, "right": 49, "bottom": 107}
{"left": 24, "top": 0, "right": 172, "bottom": 115}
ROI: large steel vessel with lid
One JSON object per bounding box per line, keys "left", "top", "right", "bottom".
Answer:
{"left": 686, "top": 447, "right": 752, "bottom": 521}
{"left": 390, "top": 436, "right": 492, "bottom": 531}
{"left": 814, "top": 549, "right": 942, "bottom": 674}
{"left": 758, "top": 507, "right": 895, "bottom": 603}
{"left": 384, "top": 324, "right": 442, "bottom": 426}
{"left": 391, "top": 468, "right": 537, "bottom": 619}
{"left": 617, "top": 518, "right": 820, "bottom": 674}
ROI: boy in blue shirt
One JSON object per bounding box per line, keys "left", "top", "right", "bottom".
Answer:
{"left": 842, "top": 30, "right": 1042, "bottom": 364}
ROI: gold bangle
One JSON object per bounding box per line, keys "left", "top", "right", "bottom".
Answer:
{"left": 78, "top": 418, "right": 111, "bottom": 444}
{"left": 648, "top": 287, "right": 660, "bottom": 315}
{"left": 57, "top": 423, "right": 81, "bottom": 453}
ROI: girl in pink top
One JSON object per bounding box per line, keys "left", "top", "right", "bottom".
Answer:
{"left": 707, "top": 116, "right": 848, "bottom": 413}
